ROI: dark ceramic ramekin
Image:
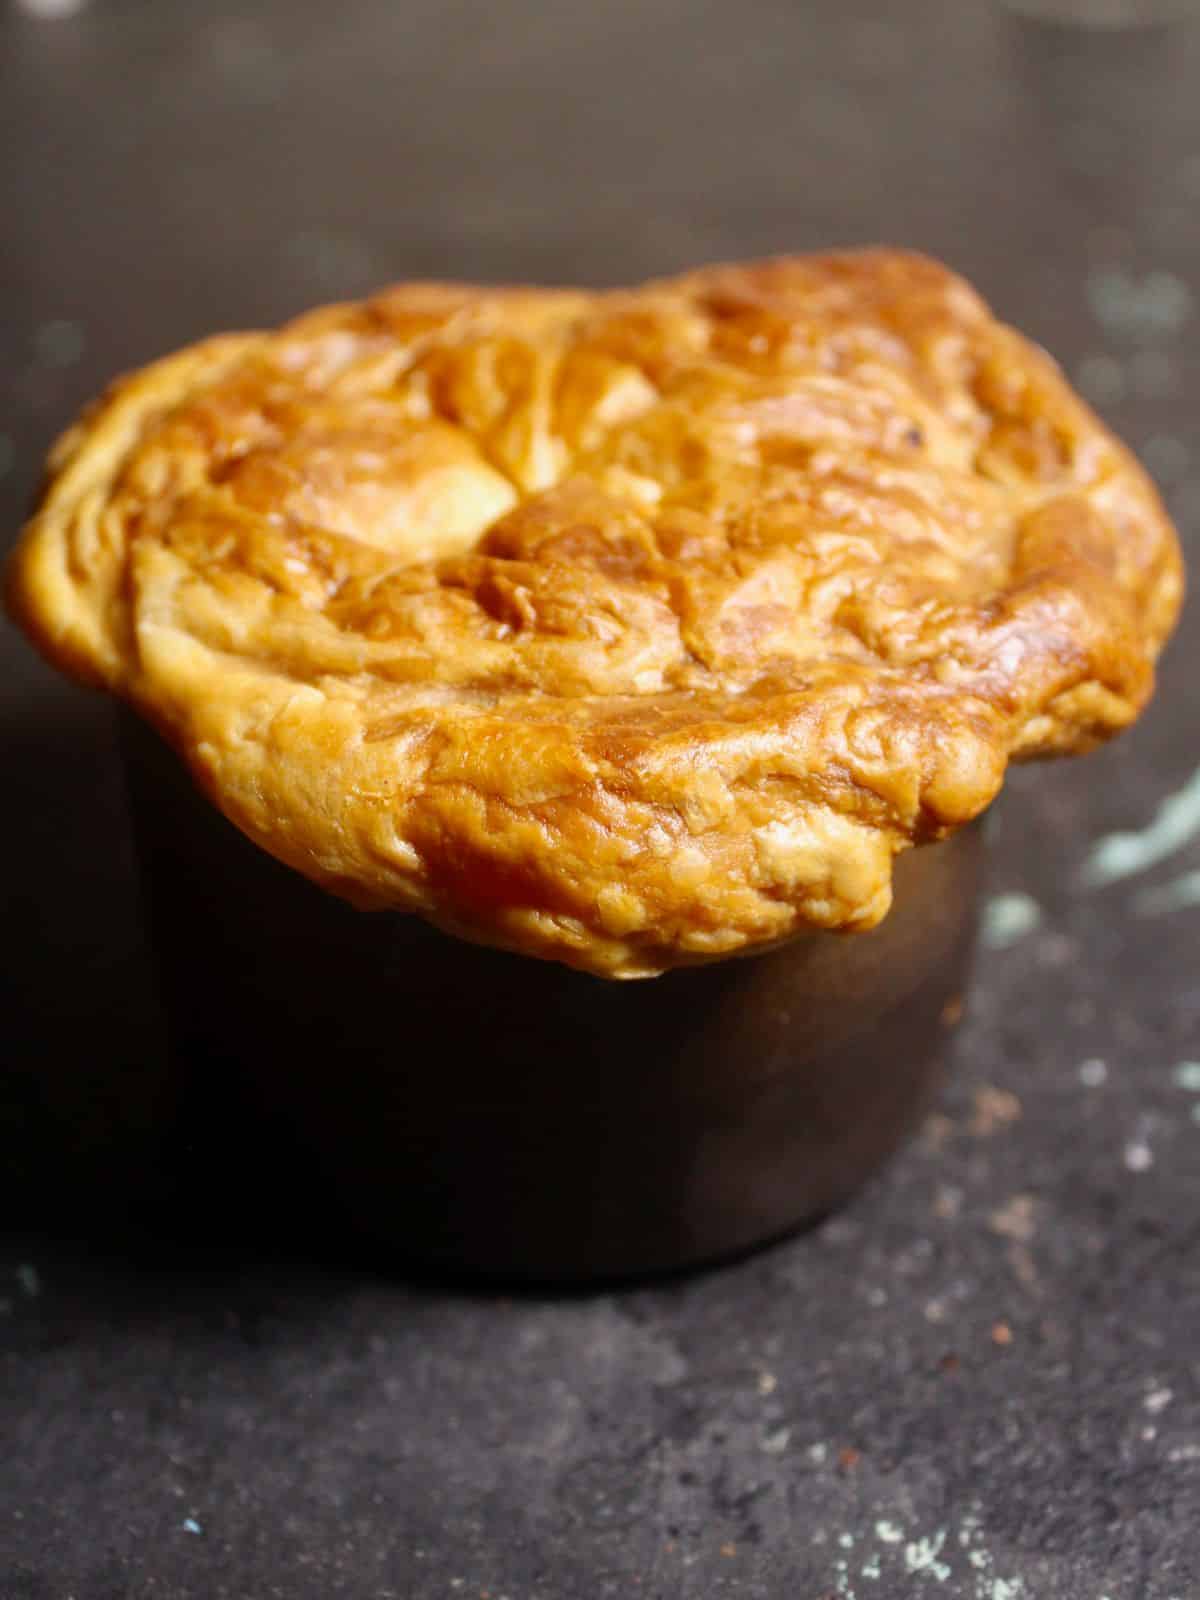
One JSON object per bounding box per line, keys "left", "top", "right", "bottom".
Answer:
{"left": 121, "top": 712, "right": 983, "bottom": 1283}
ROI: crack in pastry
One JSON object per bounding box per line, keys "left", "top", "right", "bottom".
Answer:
{"left": 6, "top": 252, "right": 1183, "bottom": 976}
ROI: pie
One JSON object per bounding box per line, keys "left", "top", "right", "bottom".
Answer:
{"left": 7, "top": 252, "right": 1183, "bottom": 976}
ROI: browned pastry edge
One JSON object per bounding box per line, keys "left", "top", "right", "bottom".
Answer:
{"left": 6, "top": 252, "right": 1184, "bottom": 975}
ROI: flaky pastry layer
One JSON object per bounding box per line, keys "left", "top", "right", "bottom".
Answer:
{"left": 7, "top": 253, "right": 1184, "bottom": 975}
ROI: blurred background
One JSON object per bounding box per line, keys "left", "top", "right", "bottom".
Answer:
{"left": 2, "top": 3, "right": 1199, "bottom": 1596}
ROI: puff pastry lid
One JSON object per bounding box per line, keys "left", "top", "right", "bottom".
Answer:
{"left": 8, "top": 252, "right": 1183, "bottom": 976}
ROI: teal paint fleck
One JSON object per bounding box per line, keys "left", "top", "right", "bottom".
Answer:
{"left": 1134, "top": 871, "right": 1200, "bottom": 917}
{"left": 990, "top": 1582, "right": 1024, "bottom": 1600}
{"left": 981, "top": 892, "right": 1042, "bottom": 949}
{"left": 1173, "top": 1062, "right": 1200, "bottom": 1092}
{"left": 1081, "top": 766, "right": 1200, "bottom": 888}
{"left": 16, "top": 1263, "right": 40, "bottom": 1298}
{"left": 904, "top": 1531, "right": 950, "bottom": 1581}
{"left": 182, "top": 1517, "right": 203, "bottom": 1535}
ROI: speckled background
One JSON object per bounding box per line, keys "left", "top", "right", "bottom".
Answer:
{"left": 1, "top": 2, "right": 1198, "bottom": 1597}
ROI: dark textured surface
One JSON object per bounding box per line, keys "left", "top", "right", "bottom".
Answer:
{"left": 1, "top": 2, "right": 1198, "bottom": 1596}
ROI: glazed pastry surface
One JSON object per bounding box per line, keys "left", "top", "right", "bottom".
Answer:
{"left": 7, "top": 253, "right": 1183, "bottom": 975}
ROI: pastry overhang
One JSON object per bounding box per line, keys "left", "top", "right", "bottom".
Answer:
{"left": 7, "top": 252, "right": 1183, "bottom": 976}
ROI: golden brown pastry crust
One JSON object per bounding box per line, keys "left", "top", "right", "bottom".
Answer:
{"left": 6, "top": 252, "right": 1184, "bottom": 976}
